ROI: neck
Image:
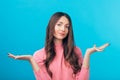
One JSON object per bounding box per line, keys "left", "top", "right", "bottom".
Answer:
{"left": 54, "top": 39, "right": 63, "bottom": 45}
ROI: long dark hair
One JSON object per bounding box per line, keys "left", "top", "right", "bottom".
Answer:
{"left": 45, "top": 12, "right": 82, "bottom": 77}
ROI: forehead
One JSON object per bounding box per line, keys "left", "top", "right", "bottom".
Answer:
{"left": 57, "top": 16, "right": 69, "bottom": 24}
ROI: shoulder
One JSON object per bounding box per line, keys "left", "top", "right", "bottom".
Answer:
{"left": 33, "top": 48, "right": 46, "bottom": 63}
{"left": 74, "top": 46, "right": 83, "bottom": 61}
{"left": 74, "top": 46, "right": 82, "bottom": 54}
{"left": 34, "top": 48, "right": 45, "bottom": 54}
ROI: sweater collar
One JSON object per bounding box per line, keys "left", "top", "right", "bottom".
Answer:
{"left": 54, "top": 42, "right": 63, "bottom": 49}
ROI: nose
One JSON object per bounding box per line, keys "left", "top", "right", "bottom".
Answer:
{"left": 60, "top": 26, "right": 65, "bottom": 31}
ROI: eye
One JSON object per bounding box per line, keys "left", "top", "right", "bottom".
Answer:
{"left": 57, "top": 23, "right": 62, "bottom": 26}
{"left": 65, "top": 25, "right": 69, "bottom": 28}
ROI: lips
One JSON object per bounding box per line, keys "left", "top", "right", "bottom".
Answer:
{"left": 59, "top": 33, "right": 65, "bottom": 36}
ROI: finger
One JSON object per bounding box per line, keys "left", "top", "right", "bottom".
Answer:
{"left": 8, "top": 53, "right": 12, "bottom": 55}
{"left": 8, "top": 53, "right": 14, "bottom": 56}
{"left": 99, "top": 43, "right": 110, "bottom": 50}
{"left": 8, "top": 53, "right": 16, "bottom": 58}
{"left": 94, "top": 44, "right": 103, "bottom": 51}
{"left": 94, "top": 47, "right": 103, "bottom": 51}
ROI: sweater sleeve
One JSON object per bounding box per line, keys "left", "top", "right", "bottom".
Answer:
{"left": 33, "top": 48, "right": 51, "bottom": 80}
{"left": 75, "top": 47, "right": 89, "bottom": 80}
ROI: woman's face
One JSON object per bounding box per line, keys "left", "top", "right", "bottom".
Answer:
{"left": 53, "top": 16, "right": 70, "bottom": 42}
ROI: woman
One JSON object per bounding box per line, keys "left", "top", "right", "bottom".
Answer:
{"left": 8, "top": 12, "right": 109, "bottom": 80}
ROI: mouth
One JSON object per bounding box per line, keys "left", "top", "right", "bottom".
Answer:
{"left": 58, "top": 33, "right": 65, "bottom": 36}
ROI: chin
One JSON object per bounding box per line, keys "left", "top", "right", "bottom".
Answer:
{"left": 56, "top": 36, "right": 66, "bottom": 40}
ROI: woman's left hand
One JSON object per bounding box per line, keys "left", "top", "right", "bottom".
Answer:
{"left": 86, "top": 43, "right": 110, "bottom": 54}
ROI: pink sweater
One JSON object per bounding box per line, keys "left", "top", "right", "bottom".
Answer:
{"left": 33, "top": 44, "right": 89, "bottom": 80}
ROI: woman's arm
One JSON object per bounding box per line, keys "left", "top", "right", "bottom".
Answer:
{"left": 82, "top": 43, "right": 110, "bottom": 69}
{"left": 8, "top": 53, "right": 39, "bottom": 72}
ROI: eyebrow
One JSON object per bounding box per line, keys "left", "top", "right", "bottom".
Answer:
{"left": 58, "top": 22, "right": 63, "bottom": 24}
{"left": 58, "top": 21, "right": 69, "bottom": 25}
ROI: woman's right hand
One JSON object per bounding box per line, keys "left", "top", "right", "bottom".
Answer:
{"left": 8, "top": 53, "right": 33, "bottom": 61}
{"left": 8, "top": 53, "right": 40, "bottom": 71}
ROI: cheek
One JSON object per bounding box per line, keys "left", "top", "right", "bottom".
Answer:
{"left": 54, "top": 26, "right": 58, "bottom": 34}
{"left": 54, "top": 27, "right": 57, "bottom": 33}
{"left": 66, "top": 29, "right": 69, "bottom": 34}
{"left": 55, "top": 26, "right": 58, "bottom": 31}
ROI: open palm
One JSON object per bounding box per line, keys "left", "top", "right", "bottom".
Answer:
{"left": 86, "top": 43, "right": 110, "bottom": 54}
{"left": 8, "top": 53, "right": 32, "bottom": 60}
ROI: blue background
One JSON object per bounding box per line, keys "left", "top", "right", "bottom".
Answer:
{"left": 0, "top": 0, "right": 120, "bottom": 80}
